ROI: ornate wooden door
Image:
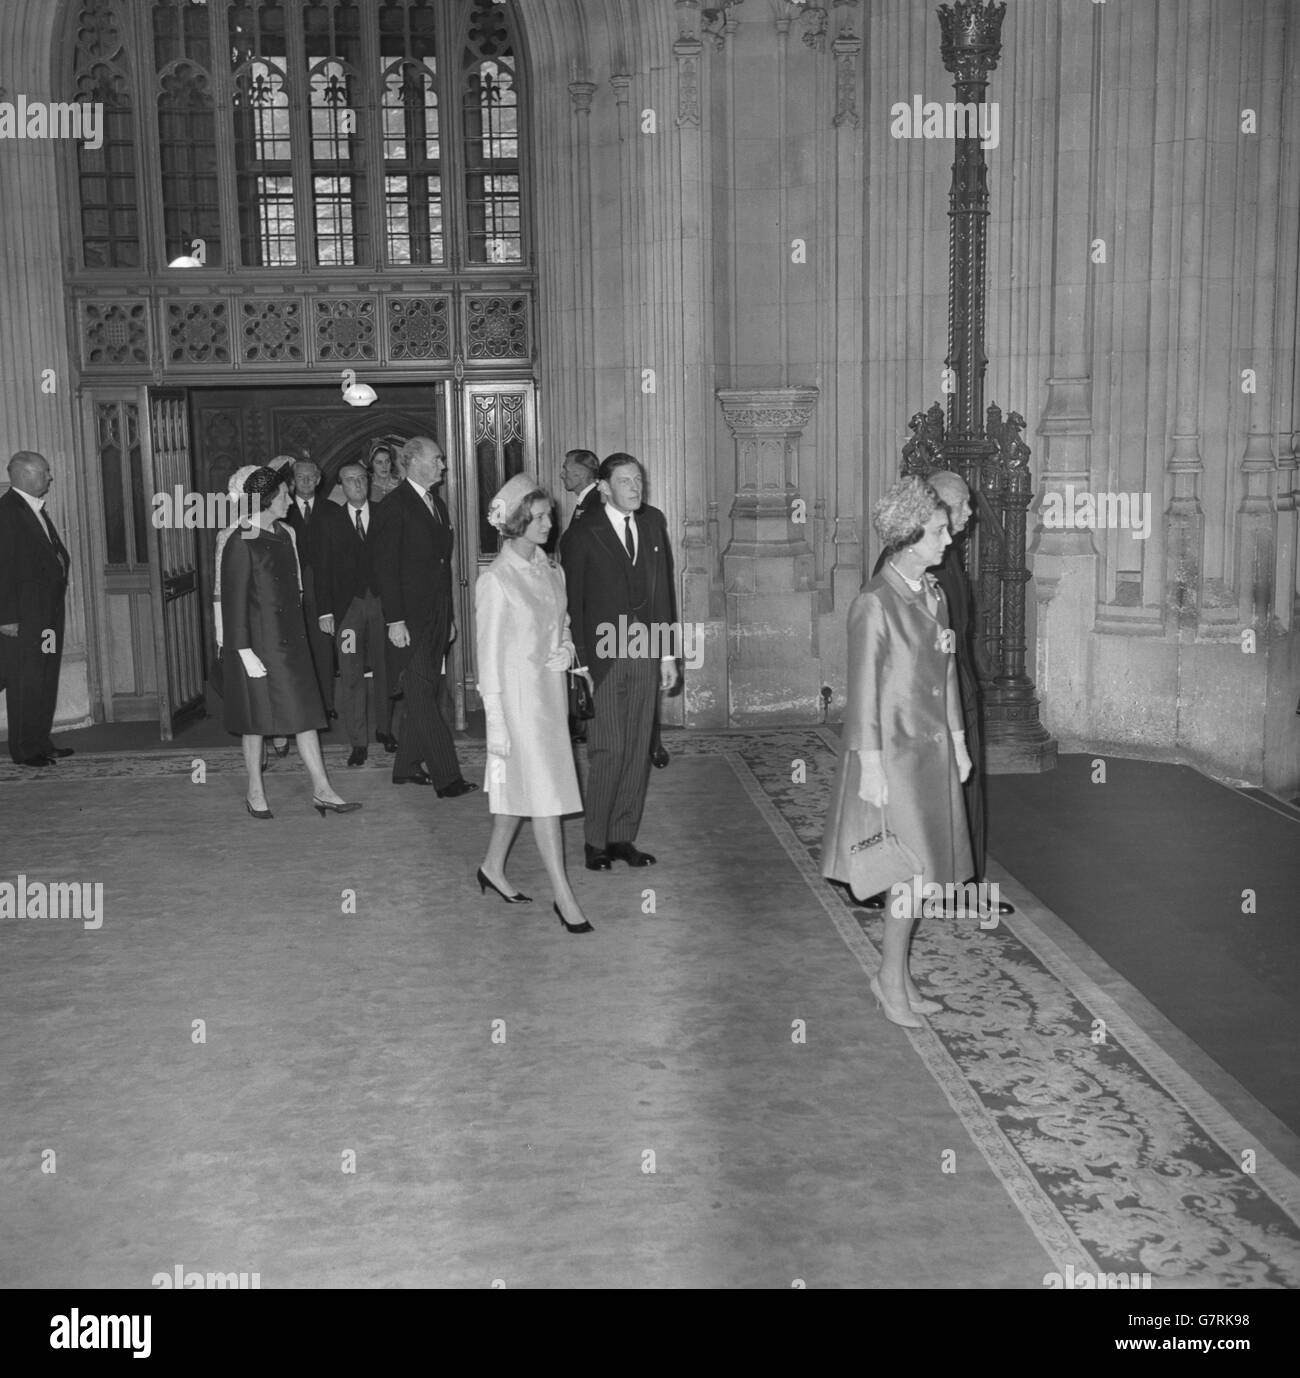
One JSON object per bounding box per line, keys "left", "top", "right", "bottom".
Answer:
{"left": 141, "top": 389, "right": 206, "bottom": 738}
{"left": 453, "top": 381, "right": 537, "bottom": 714}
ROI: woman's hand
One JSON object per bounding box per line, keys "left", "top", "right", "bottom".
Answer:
{"left": 544, "top": 645, "right": 572, "bottom": 672}
{"left": 483, "top": 694, "right": 510, "bottom": 759}
{"left": 237, "top": 648, "right": 268, "bottom": 679}
{"left": 951, "top": 730, "right": 973, "bottom": 783}
{"left": 856, "top": 750, "right": 888, "bottom": 807}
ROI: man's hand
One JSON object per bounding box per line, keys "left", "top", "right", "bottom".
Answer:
{"left": 318, "top": 614, "right": 335, "bottom": 635}
{"left": 660, "top": 659, "right": 679, "bottom": 692}
{"left": 388, "top": 620, "right": 410, "bottom": 648}
{"left": 0, "top": 623, "right": 17, "bottom": 637}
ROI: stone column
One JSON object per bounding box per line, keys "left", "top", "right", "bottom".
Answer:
{"left": 1233, "top": 0, "right": 1283, "bottom": 634}
{"left": 1029, "top": 1, "right": 1099, "bottom": 742}
{"left": 719, "top": 387, "right": 820, "bottom": 722}
{"left": 0, "top": 6, "right": 94, "bottom": 735}
{"left": 1164, "top": 0, "right": 1211, "bottom": 632}
{"left": 675, "top": 0, "right": 728, "bottom": 728}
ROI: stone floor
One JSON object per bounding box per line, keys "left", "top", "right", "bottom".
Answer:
{"left": 2, "top": 728, "right": 1298, "bottom": 1289}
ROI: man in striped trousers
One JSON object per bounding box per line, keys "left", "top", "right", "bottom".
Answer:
{"left": 561, "top": 454, "right": 678, "bottom": 871}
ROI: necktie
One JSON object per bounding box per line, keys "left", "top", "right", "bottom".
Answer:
{"left": 355, "top": 508, "right": 365, "bottom": 540}
{"left": 41, "top": 508, "right": 69, "bottom": 577}
{"left": 303, "top": 499, "right": 312, "bottom": 521}
{"left": 424, "top": 490, "right": 441, "bottom": 524}
{"left": 623, "top": 515, "right": 635, "bottom": 561}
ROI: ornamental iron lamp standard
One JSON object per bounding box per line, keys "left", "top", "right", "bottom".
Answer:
{"left": 902, "top": 0, "right": 1055, "bottom": 772}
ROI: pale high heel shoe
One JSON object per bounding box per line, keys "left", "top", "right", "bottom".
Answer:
{"left": 870, "top": 975, "right": 924, "bottom": 1028}
{"left": 908, "top": 992, "right": 943, "bottom": 1015}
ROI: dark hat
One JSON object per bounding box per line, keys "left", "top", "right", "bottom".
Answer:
{"left": 242, "top": 466, "right": 288, "bottom": 502}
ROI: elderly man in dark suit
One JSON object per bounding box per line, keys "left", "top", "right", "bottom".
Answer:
{"left": 558, "top": 448, "right": 600, "bottom": 743}
{"left": 558, "top": 448, "right": 601, "bottom": 547}
{"left": 0, "top": 451, "right": 72, "bottom": 766}
{"left": 370, "top": 436, "right": 476, "bottom": 798}
{"left": 317, "top": 462, "right": 393, "bottom": 768}
{"left": 286, "top": 458, "right": 337, "bottom": 719}
{"left": 561, "top": 452, "right": 678, "bottom": 871}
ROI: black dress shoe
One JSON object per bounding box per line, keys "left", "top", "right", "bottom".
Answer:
{"left": 347, "top": 747, "right": 368, "bottom": 767}
{"left": 584, "top": 844, "right": 612, "bottom": 871}
{"left": 18, "top": 755, "right": 54, "bottom": 767}
{"left": 435, "top": 778, "right": 478, "bottom": 799}
{"left": 649, "top": 746, "right": 669, "bottom": 769}
{"left": 47, "top": 747, "right": 74, "bottom": 758}
{"left": 608, "top": 841, "right": 655, "bottom": 867}
{"left": 376, "top": 731, "right": 397, "bottom": 752}
{"left": 393, "top": 770, "right": 436, "bottom": 786}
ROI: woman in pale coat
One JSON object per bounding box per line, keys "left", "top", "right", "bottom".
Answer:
{"left": 821, "top": 476, "right": 973, "bottom": 1026}
{"left": 475, "top": 474, "right": 595, "bottom": 934}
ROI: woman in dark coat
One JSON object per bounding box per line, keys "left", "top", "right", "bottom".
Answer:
{"left": 221, "top": 466, "right": 359, "bottom": 820}
{"left": 821, "top": 476, "right": 972, "bottom": 1027}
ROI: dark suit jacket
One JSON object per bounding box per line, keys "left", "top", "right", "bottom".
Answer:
{"left": 370, "top": 478, "right": 456, "bottom": 683}
{"left": 561, "top": 502, "right": 675, "bottom": 690}
{"left": 0, "top": 487, "right": 69, "bottom": 642}
{"left": 558, "top": 484, "right": 602, "bottom": 556}
{"left": 933, "top": 540, "right": 981, "bottom": 732}
{"left": 285, "top": 496, "right": 332, "bottom": 569}
{"left": 318, "top": 501, "right": 379, "bottom": 622}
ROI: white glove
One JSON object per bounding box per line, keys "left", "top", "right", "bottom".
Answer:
{"left": 237, "top": 648, "right": 268, "bottom": 679}
{"left": 544, "top": 644, "right": 573, "bottom": 672}
{"left": 856, "top": 749, "right": 888, "bottom": 806}
{"left": 952, "top": 730, "right": 973, "bottom": 783}
{"left": 214, "top": 604, "right": 224, "bottom": 650}
{"left": 483, "top": 693, "right": 511, "bottom": 759}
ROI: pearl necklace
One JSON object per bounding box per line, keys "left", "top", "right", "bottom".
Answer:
{"left": 888, "top": 560, "right": 924, "bottom": 592}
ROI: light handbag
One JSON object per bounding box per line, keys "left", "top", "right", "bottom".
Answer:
{"left": 847, "top": 804, "right": 922, "bottom": 903}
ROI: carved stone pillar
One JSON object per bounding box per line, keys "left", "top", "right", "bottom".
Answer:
{"left": 1164, "top": 1, "right": 1211, "bottom": 632}
{"left": 719, "top": 387, "right": 821, "bottom": 722}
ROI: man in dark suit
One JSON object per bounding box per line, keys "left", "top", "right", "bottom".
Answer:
{"left": 317, "top": 462, "right": 393, "bottom": 768}
{"left": 370, "top": 436, "right": 476, "bottom": 798}
{"left": 286, "top": 458, "right": 337, "bottom": 718}
{"left": 0, "top": 451, "right": 72, "bottom": 766}
{"left": 895, "top": 468, "right": 1014, "bottom": 917}
{"left": 558, "top": 448, "right": 601, "bottom": 552}
{"left": 558, "top": 449, "right": 601, "bottom": 743}
{"left": 562, "top": 452, "right": 678, "bottom": 870}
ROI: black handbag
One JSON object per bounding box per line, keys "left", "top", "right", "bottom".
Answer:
{"left": 569, "top": 670, "right": 595, "bottom": 721}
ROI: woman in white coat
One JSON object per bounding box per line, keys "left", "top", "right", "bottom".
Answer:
{"left": 475, "top": 474, "right": 596, "bottom": 934}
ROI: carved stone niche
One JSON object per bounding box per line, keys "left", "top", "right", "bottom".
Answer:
{"left": 718, "top": 387, "right": 818, "bottom": 569}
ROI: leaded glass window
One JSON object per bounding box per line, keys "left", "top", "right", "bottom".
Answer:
{"left": 462, "top": 2, "right": 521, "bottom": 265}
{"left": 68, "top": 0, "right": 529, "bottom": 276}
{"left": 72, "top": 2, "right": 140, "bottom": 268}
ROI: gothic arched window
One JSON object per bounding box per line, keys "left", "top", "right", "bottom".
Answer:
{"left": 66, "top": 0, "right": 529, "bottom": 275}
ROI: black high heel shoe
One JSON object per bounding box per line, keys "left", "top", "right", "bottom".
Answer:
{"left": 272, "top": 739, "right": 291, "bottom": 758}
{"left": 554, "top": 902, "right": 593, "bottom": 934}
{"left": 312, "top": 797, "right": 362, "bottom": 816}
{"left": 476, "top": 867, "right": 532, "bottom": 904}
{"left": 246, "top": 798, "right": 273, "bottom": 821}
